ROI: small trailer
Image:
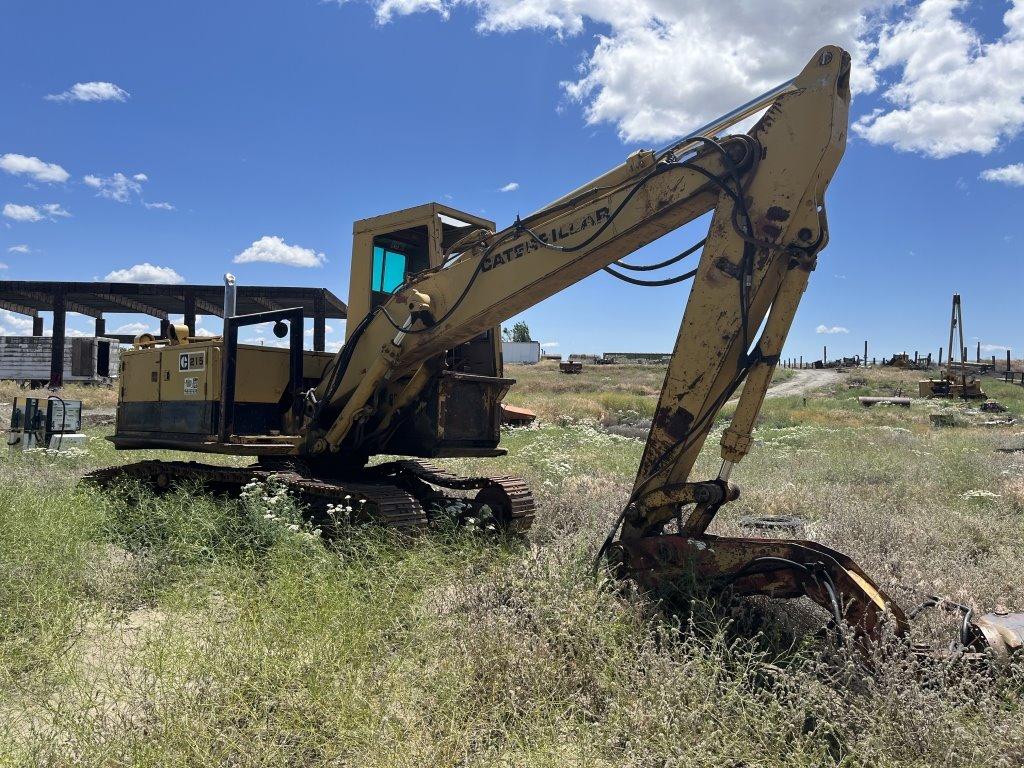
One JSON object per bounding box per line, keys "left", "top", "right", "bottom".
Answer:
{"left": 0, "top": 336, "right": 120, "bottom": 385}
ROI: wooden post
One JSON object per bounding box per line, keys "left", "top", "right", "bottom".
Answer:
{"left": 926, "top": 353, "right": 931, "bottom": 366}
{"left": 938, "top": 347, "right": 943, "bottom": 367}
{"left": 823, "top": 346, "right": 827, "bottom": 365}
{"left": 183, "top": 290, "right": 197, "bottom": 336}
{"left": 799, "top": 355, "right": 803, "bottom": 369}
{"left": 159, "top": 318, "right": 170, "bottom": 339}
{"left": 914, "top": 350, "right": 918, "bottom": 364}
{"left": 32, "top": 316, "right": 43, "bottom": 336}
{"left": 94, "top": 316, "right": 106, "bottom": 337}
{"left": 313, "top": 292, "right": 327, "bottom": 352}
{"left": 1008, "top": 350, "right": 1013, "bottom": 372}
{"left": 864, "top": 340, "right": 868, "bottom": 367}
{"left": 976, "top": 341, "right": 981, "bottom": 363}
{"left": 963, "top": 345, "right": 968, "bottom": 361}
{"left": 49, "top": 291, "right": 66, "bottom": 388}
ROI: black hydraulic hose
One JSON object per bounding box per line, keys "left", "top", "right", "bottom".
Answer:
{"left": 612, "top": 238, "right": 706, "bottom": 272}
{"left": 602, "top": 266, "right": 698, "bottom": 287}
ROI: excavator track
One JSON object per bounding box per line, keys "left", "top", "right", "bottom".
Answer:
{"left": 372, "top": 459, "right": 536, "bottom": 532}
{"left": 86, "top": 460, "right": 428, "bottom": 530}
{"left": 86, "top": 458, "right": 536, "bottom": 532}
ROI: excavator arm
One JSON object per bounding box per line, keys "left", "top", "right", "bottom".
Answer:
{"left": 305, "top": 47, "right": 848, "bottom": 464}
{"left": 294, "top": 45, "right": 1021, "bottom": 660}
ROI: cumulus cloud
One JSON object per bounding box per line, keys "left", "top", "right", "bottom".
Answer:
{"left": 104, "top": 263, "right": 185, "bottom": 284}
{"left": 340, "top": 0, "right": 1024, "bottom": 158}
{"left": 816, "top": 324, "right": 850, "bottom": 334}
{"left": 111, "top": 321, "right": 154, "bottom": 335}
{"left": 3, "top": 204, "right": 42, "bottom": 222}
{"left": 981, "top": 163, "right": 1024, "bottom": 186}
{"left": 46, "top": 81, "right": 129, "bottom": 103}
{"left": 7, "top": 244, "right": 30, "bottom": 254}
{"left": 853, "top": 0, "right": 1024, "bottom": 158}
{"left": 0, "top": 153, "right": 70, "bottom": 183}
{"left": 348, "top": 0, "right": 891, "bottom": 143}
{"left": 41, "top": 203, "right": 71, "bottom": 218}
{"left": 0, "top": 309, "right": 34, "bottom": 335}
{"left": 3, "top": 203, "right": 70, "bottom": 222}
{"left": 498, "top": 181, "right": 519, "bottom": 192}
{"left": 84, "top": 172, "right": 144, "bottom": 203}
{"left": 234, "top": 235, "right": 326, "bottom": 267}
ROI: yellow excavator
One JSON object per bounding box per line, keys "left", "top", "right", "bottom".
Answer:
{"left": 91, "top": 47, "right": 1021, "bottom": 661}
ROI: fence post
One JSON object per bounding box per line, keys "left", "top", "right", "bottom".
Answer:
{"left": 939, "top": 347, "right": 943, "bottom": 367}
{"left": 1008, "top": 350, "right": 1012, "bottom": 372}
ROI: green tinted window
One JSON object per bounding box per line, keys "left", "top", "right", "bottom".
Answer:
{"left": 371, "top": 245, "right": 407, "bottom": 294}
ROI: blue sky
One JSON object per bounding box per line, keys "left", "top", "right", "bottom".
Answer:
{"left": 1, "top": 0, "right": 1022, "bottom": 360}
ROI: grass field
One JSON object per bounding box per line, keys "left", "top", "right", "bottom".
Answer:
{"left": 2, "top": 364, "right": 1023, "bottom": 766}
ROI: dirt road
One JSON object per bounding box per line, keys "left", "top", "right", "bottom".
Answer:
{"left": 764, "top": 367, "right": 842, "bottom": 399}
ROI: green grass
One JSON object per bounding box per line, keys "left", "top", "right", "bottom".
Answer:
{"left": 2, "top": 366, "right": 1024, "bottom": 766}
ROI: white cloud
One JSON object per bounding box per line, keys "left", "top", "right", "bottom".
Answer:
{"left": 0, "top": 262, "right": 7, "bottom": 270}
{"left": 46, "top": 81, "right": 129, "bottom": 103}
{"left": 133, "top": 173, "right": 148, "bottom": 182}
{"left": 41, "top": 203, "right": 70, "bottom": 218}
{"left": 195, "top": 327, "right": 217, "bottom": 337}
{"left": 0, "top": 153, "right": 70, "bottom": 183}
{"left": 853, "top": 0, "right": 1024, "bottom": 158}
{"left": 4, "top": 204, "right": 42, "bottom": 222}
{"left": 0, "top": 309, "right": 34, "bottom": 335}
{"left": 981, "top": 342, "right": 1010, "bottom": 353}
{"left": 498, "top": 181, "right": 519, "bottom": 192}
{"left": 343, "top": 0, "right": 1024, "bottom": 159}
{"left": 981, "top": 163, "right": 1024, "bottom": 186}
{"left": 104, "top": 263, "right": 185, "bottom": 284}
{"left": 1, "top": 203, "right": 65, "bottom": 223}
{"left": 816, "top": 324, "right": 850, "bottom": 334}
{"left": 305, "top": 324, "right": 336, "bottom": 336}
{"left": 144, "top": 201, "right": 175, "bottom": 211}
{"left": 111, "top": 321, "right": 153, "bottom": 335}
{"left": 84, "top": 172, "right": 145, "bottom": 203}
{"left": 3, "top": 204, "right": 42, "bottom": 223}
{"left": 234, "top": 235, "right": 326, "bottom": 267}
{"left": 7, "top": 244, "right": 30, "bottom": 254}
{"left": 353, "top": 0, "right": 891, "bottom": 143}
{"left": 370, "top": 0, "right": 448, "bottom": 23}
{"left": 541, "top": 340, "right": 560, "bottom": 348}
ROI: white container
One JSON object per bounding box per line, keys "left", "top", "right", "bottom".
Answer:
{"left": 502, "top": 341, "right": 541, "bottom": 365}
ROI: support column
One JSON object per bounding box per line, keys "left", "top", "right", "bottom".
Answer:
{"left": 49, "top": 292, "right": 66, "bottom": 388}
{"left": 864, "top": 340, "right": 868, "bottom": 368}
{"left": 159, "top": 318, "right": 170, "bottom": 339}
{"left": 976, "top": 341, "right": 981, "bottom": 363}
{"left": 94, "top": 316, "right": 106, "bottom": 338}
{"left": 32, "top": 316, "right": 43, "bottom": 337}
{"left": 183, "top": 291, "right": 197, "bottom": 336}
{"left": 313, "top": 292, "right": 327, "bottom": 352}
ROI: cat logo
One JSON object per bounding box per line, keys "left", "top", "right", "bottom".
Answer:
{"left": 178, "top": 351, "right": 206, "bottom": 372}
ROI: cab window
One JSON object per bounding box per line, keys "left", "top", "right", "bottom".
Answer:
{"left": 372, "top": 245, "right": 407, "bottom": 294}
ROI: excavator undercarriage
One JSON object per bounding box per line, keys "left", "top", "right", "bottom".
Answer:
{"left": 90, "top": 46, "right": 1022, "bottom": 665}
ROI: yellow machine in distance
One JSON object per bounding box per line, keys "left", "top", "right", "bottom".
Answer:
{"left": 919, "top": 293, "right": 986, "bottom": 399}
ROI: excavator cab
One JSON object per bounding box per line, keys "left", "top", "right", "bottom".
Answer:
{"left": 348, "top": 203, "right": 514, "bottom": 457}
